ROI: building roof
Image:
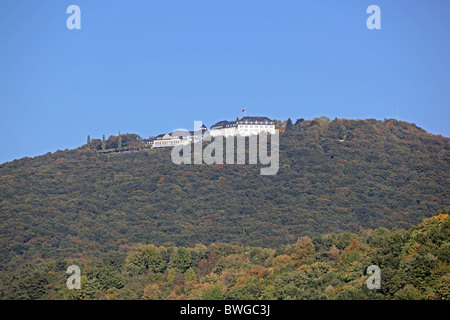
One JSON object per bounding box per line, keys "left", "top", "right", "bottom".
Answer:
{"left": 210, "top": 117, "right": 274, "bottom": 129}
{"left": 155, "top": 125, "right": 207, "bottom": 140}
{"left": 210, "top": 120, "right": 237, "bottom": 129}
{"left": 237, "top": 116, "right": 273, "bottom": 124}
{"left": 155, "top": 133, "right": 178, "bottom": 140}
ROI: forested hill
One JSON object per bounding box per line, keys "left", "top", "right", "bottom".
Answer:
{"left": 0, "top": 118, "right": 449, "bottom": 267}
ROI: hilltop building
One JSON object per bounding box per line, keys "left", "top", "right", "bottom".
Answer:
{"left": 151, "top": 125, "right": 207, "bottom": 149}
{"left": 150, "top": 116, "right": 275, "bottom": 148}
{"left": 210, "top": 116, "right": 275, "bottom": 137}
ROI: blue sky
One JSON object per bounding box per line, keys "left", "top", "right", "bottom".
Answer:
{"left": 1, "top": 0, "right": 449, "bottom": 164}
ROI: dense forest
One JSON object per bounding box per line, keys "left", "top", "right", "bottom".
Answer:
{"left": 0, "top": 212, "right": 448, "bottom": 300}
{"left": 0, "top": 117, "right": 449, "bottom": 299}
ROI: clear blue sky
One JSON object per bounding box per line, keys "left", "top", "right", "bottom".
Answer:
{"left": 1, "top": 0, "right": 449, "bottom": 164}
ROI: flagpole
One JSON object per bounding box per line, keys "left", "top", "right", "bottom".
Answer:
{"left": 241, "top": 108, "right": 247, "bottom": 118}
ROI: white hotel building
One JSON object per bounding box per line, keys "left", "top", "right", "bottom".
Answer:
{"left": 209, "top": 116, "right": 276, "bottom": 137}
{"left": 151, "top": 116, "right": 276, "bottom": 148}
{"left": 152, "top": 125, "right": 207, "bottom": 148}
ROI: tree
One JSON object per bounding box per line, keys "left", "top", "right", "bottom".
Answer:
{"left": 83, "top": 276, "right": 99, "bottom": 298}
{"left": 261, "top": 284, "right": 276, "bottom": 300}
{"left": 286, "top": 118, "right": 293, "bottom": 131}
{"left": 176, "top": 247, "right": 192, "bottom": 273}
{"left": 433, "top": 274, "right": 450, "bottom": 299}
{"left": 96, "top": 268, "right": 124, "bottom": 290}
{"left": 198, "top": 252, "right": 220, "bottom": 277}
{"left": 125, "top": 250, "right": 145, "bottom": 275}
{"left": 20, "top": 269, "right": 49, "bottom": 299}
{"left": 325, "top": 245, "right": 340, "bottom": 261}
{"left": 120, "top": 133, "right": 141, "bottom": 146}
{"left": 102, "top": 135, "right": 106, "bottom": 151}
{"left": 273, "top": 119, "right": 287, "bottom": 130}
{"left": 294, "top": 118, "right": 304, "bottom": 132}
{"left": 201, "top": 284, "right": 223, "bottom": 300}
{"left": 393, "top": 284, "right": 423, "bottom": 300}
{"left": 225, "top": 276, "right": 262, "bottom": 300}
{"left": 143, "top": 283, "right": 163, "bottom": 300}
{"left": 185, "top": 267, "right": 197, "bottom": 283}
{"left": 87, "top": 135, "right": 91, "bottom": 147}
{"left": 167, "top": 268, "right": 177, "bottom": 285}
{"left": 143, "top": 245, "right": 164, "bottom": 273}
{"left": 118, "top": 132, "right": 122, "bottom": 149}
{"left": 272, "top": 254, "right": 294, "bottom": 270}
{"left": 295, "top": 236, "right": 315, "bottom": 264}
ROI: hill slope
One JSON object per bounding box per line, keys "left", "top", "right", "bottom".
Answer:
{"left": 0, "top": 118, "right": 449, "bottom": 266}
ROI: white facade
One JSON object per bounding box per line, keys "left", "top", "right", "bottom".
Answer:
{"left": 151, "top": 117, "right": 275, "bottom": 148}
{"left": 236, "top": 123, "right": 276, "bottom": 136}
{"left": 210, "top": 117, "right": 275, "bottom": 137}
{"left": 209, "top": 126, "right": 239, "bottom": 137}
{"left": 152, "top": 134, "right": 190, "bottom": 148}
{"left": 210, "top": 125, "right": 275, "bottom": 137}
{"left": 151, "top": 126, "right": 206, "bottom": 148}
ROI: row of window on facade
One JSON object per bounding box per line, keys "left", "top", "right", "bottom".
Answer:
{"left": 154, "top": 140, "right": 180, "bottom": 145}
{"left": 240, "top": 125, "right": 271, "bottom": 128}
